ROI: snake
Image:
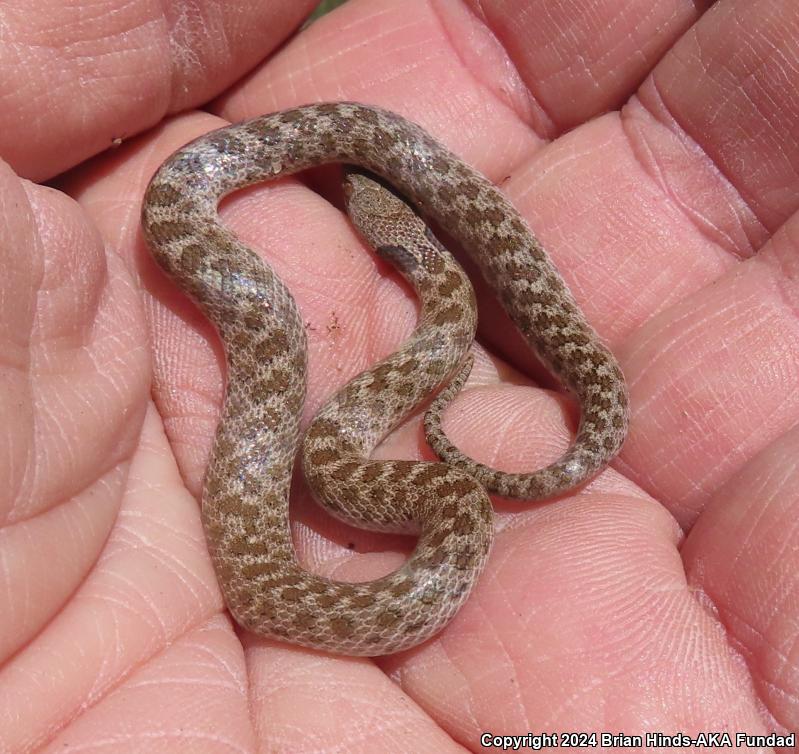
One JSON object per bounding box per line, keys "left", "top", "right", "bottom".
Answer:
{"left": 141, "top": 102, "right": 629, "bottom": 655}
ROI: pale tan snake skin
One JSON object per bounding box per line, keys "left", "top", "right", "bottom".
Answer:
{"left": 141, "top": 102, "right": 629, "bottom": 655}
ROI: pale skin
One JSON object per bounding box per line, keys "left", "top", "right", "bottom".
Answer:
{"left": 1, "top": 0, "right": 798, "bottom": 751}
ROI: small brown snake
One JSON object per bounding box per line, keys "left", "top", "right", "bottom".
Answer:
{"left": 142, "top": 102, "right": 629, "bottom": 655}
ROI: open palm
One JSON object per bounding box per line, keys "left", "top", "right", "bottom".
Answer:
{"left": 1, "top": 0, "right": 796, "bottom": 751}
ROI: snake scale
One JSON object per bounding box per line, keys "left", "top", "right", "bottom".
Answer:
{"left": 141, "top": 102, "right": 629, "bottom": 655}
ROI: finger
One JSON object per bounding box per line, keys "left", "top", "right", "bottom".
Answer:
{"left": 469, "top": 0, "right": 714, "bottom": 133}
{"left": 616, "top": 0, "right": 799, "bottom": 522}
{"left": 619, "top": 216, "right": 799, "bottom": 527}
{"left": 683, "top": 424, "right": 799, "bottom": 736}
{"left": 40, "top": 615, "right": 255, "bottom": 753}
{"left": 0, "top": 160, "right": 147, "bottom": 661}
{"left": 638, "top": 0, "right": 799, "bottom": 231}
{"left": 245, "top": 640, "right": 465, "bottom": 752}
{"left": 0, "top": 0, "right": 316, "bottom": 180}
{"left": 0, "top": 408, "right": 233, "bottom": 752}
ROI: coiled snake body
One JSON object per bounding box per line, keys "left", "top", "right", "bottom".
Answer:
{"left": 142, "top": 103, "right": 629, "bottom": 655}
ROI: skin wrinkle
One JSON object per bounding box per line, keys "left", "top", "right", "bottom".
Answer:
{"left": 437, "top": 0, "right": 559, "bottom": 136}
{"left": 709, "top": 598, "right": 791, "bottom": 704}
{"left": 669, "top": 18, "right": 795, "bottom": 233}
{"left": 620, "top": 104, "right": 744, "bottom": 257}
{"left": 684, "top": 434, "right": 799, "bottom": 731}
{"left": 426, "top": 1, "right": 523, "bottom": 127}
{"left": 637, "top": 86, "right": 766, "bottom": 257}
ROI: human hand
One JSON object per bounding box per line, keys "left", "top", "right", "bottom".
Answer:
{"left": 1, "top": 1, "right": 797, "bottom": 751}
